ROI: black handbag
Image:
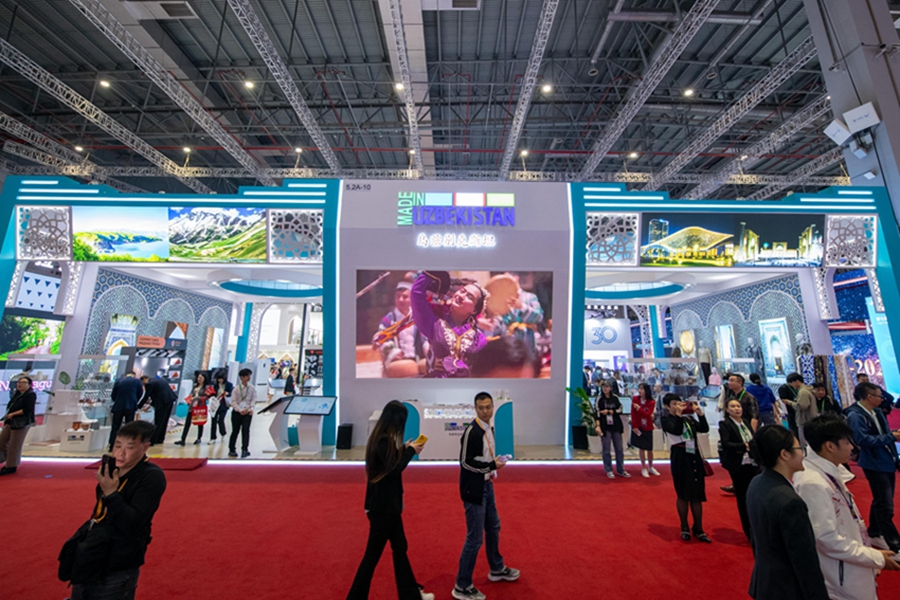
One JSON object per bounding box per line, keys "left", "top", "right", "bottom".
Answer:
{"left": 58, "top": 518, "right": 114, "bottom": 584}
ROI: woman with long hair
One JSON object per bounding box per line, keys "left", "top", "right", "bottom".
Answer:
{"left": 347, "top": 400, "right": 432, "bottom": 600}
{"left": 631, "top": 382, "right": 659, "bottom": 478}
{"left": 0, "top": 376, "right": 37, "bottom": 475}
{"left": 174, "top": 372, "right": 214, "bottom": 446}
{"left": 410, "top": 271, "right": 487, "bottom": 378}
{"left": 596, "top": 381, "right": 629, "bottom": 479}
{"left": 661, "top": 393, "right": 711, "bottom": 543}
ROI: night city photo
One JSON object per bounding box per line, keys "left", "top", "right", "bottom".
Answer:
{"left": 640, "top": 213, "right": 825, "bottom": 268}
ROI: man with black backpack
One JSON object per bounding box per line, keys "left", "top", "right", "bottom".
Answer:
{"left": 60, "top": 420, "right": 167, "bottom": 598}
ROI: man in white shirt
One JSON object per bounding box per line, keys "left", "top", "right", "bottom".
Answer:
{"left": 228, "top": 369, "right": 257, "bottom": 458}
{"left": 794, "top": 415, "right": 899, "bottom": 599}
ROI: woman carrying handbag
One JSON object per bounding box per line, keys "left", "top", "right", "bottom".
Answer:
{"left": 174, "top": 373, "right": 214, "bottom": 446}
{"left": 0, "top": 376, "right": 37, "bottom": 475}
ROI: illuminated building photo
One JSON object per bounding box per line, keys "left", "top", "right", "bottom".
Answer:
{"left": 640, "top": 213, "right": 825, "bottom": 267}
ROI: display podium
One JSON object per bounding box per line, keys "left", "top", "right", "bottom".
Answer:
{"left": 403, "top": 398, "right": 514, "bottom": 460}
{"left": 260, "top": 395, "right": 336, "bottom": 455}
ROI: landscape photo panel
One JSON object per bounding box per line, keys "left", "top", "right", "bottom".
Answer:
{"left": 72, "top": 206, "right": 169, "bottom": 262}
{"left": 168, "top": 207, "right": 267, "bottom": 262}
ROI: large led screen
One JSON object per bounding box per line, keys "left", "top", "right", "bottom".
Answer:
{"left": 640, "top": 213, "right": 825, "bottom": 267}
{"left": 0, "top": 313, "right": 65, "bottom": 359}
{"left": 72, "top": 206, "right": 267, "bottom": 263}
{"left": 356, "top": 270, "right": 552, "bottom": 379}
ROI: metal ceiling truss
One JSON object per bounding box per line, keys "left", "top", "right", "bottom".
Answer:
{"left": 497, "top": 0, "right": 560, "bottom": 180}
{"left": 579, "top": 0, "right": 721, "bottom": 180}
{"left": 684, "top": 93, "right": 832, "bottom": 199}
{"left": 3, "top": 140, "right": 146, "bottom": 193}
{"left": 225, "top": 0, "right": 341, "bottom": 173}
{"left": 386, "top": 0, "right": 424, "bottom": 174}
{"left": 743, "top": 147, "right": 845, "bottom": 200}
{"left": 0, "top": 39, "right": 212, "bottom": 194}
{"left": 0, "top": 109, "right": 84, "bottom": 164}
{"left": 66, "top": 0, "right": 274, "bottom": 186}
{"left": 642, "top": 36, "right": 818, "bottom": 191}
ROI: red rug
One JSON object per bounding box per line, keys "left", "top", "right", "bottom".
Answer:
{"left": 6, "top": 461, "right": 900, "bottom": 599}
{"left": 84, "top": 458, "right": 208, "bottom": 471}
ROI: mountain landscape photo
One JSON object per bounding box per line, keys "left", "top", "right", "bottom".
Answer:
{"left": 72, "top": 206, "right": 169, "bottom": 262}
{"left": 168, "top": 207, "right": 267, "bottom": 262}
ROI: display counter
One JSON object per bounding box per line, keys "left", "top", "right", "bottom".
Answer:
{"left": 403, "top": 398, "right": 514, "bottom": 460}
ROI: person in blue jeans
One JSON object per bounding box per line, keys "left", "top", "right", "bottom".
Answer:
{"left": 746, "top": 373, "right": 779, "bottom": 426}
{"left": 846, "top": 381, "right": 900, "bottom": 553}
{"left": 452, "top": 392, "right": 519, "bottom": 600}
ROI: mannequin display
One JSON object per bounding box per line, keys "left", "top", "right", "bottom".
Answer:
{"left": 745, "top": 337, "right": 765, "bottom": 383}
{"left": 697, "top": 342, "right": 713, "bottom": 384}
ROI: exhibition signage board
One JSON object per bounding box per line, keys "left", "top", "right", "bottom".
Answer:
{"left": 136, "top": 336, "right": 165, "bottom": 349}
{"left": 583, "top": 318, "right": 632, "bottom": 353}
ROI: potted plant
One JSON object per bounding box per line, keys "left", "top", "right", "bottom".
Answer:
{"left": 566, "top": 386, "right": 601, "bottom": 454}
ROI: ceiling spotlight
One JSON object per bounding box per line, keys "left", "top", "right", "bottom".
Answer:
{"left": 394, "top": 82, "right": 404, "bottom": 91}
{"left": 520, "top": 150, "right": 529, "bottom": 157}
{"left": 629, "top": 151, "right": 639, "bottom": 159}
{"left": 740, "top": 154, "right": 749, "bottom": 161}
{"left": 541, "top": 84, "right": 552, "bottom": 93}
{"left": 244, "top": 81, "right": 255, "bottom": 89}
{"left": 827, "top": 95, "right": 831, "bottom": 100}
{"left": 183, "top": 147, "right": 191, "bottom": 154}
{"left": 683, "top": 88, "right": 695, "bottom": 97}
{"left": 294, "top": 147, "right": 303, "bottom": 154}
{"left": 99, "top": 80, "right": 110, "bottom": 88}
{"left": 588, "top": 68, "right": 599, "bottom": 77}
{"left": 74, "top": 146, "right": 84, "bottom": 152}
{"left": 408, "top": 149, "right": 416, "bottom": 155}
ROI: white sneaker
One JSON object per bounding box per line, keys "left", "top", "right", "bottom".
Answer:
{"left": 452, "top": 586, "right": 486, "bottom": 600}
{"left": 649, "top": 467, "right": 661, "bottom": 476}
{"left": 607, "top": 471, "right": 615, "bottom": 479}
{"left": 488, "top": 566, "right": 520, "bottom": 581}
{"left": 641, "top": 468, "right": 649, "bottom": 478}
{"left": 420, "top": 592, "right": 435, "bottom": 600}
{"left": 617, "top": 471, "right": 631, "bottom": 478}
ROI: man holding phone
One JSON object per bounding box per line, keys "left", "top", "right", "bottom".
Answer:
{"left": 452, "top": 392, "right": 519, "bottom": 600}
{"left": 67, "top": 420, "right": 166, "bottom": 598}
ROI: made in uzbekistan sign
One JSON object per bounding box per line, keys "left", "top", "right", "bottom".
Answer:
{"left": 397, "top": 192, "right": 516, "bottom": 227}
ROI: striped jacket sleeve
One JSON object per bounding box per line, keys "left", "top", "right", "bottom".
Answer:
{"left": 459, "top": 424, "right": 495, "bottom": 474}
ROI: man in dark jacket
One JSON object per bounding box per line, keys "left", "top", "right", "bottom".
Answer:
{"left": 847, "top": 381, "right": 900, "bottom": 553}
{"left": 70, "top": 420, "right": 166, "bottom": 598}
{"left": 746, "top": 425, "right": 829, "bottom": 600}
{"left": 139, "top": 376, "right": 177, "bottom": 445}
{"left": 108, "top": 371, "right": 144, "bottom": 451}
{"left": 452, "top": 392, "right": 519, "bottom": 600}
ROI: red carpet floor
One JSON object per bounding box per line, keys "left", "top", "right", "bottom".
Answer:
{"left": 5, "top": 461, "right": 900, "bottom": 600}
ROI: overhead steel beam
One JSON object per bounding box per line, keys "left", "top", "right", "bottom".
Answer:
{"left": 0, "top": 110, "right": 84, "bottom": 164}
{"left": 608, "top": 11, "right": 763, "bottom": 25}
{"left": 579, "top": 0, "right": 721, "bottom": 180}
{"left": 225, "top": 0, "right": 341, "bottom": 172}
{"left": 683, "top": 94, "right": 832, "bottom": 199}
{"left": 384, "top": 0, "right": 424, "bottom": 174}
{"left": 497, "top": 0, "right": 560, "bottom": 180}
{"left": 0, "top": 38, "right": 212, "bottom": 194}
{"left": 743, "top": 147, "right": 845, "bottom": 200}
{"left": 67, "top": 0, "right": 274, "bottom": 186}
{"left": 3, "top": 141, "right": 147, "bottom": 193}
{"left": 642, "top": 36, "right": 818, "bottom": 190}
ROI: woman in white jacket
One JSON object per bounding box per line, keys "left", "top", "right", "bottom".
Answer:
{"left": 793, "top": 415, "right": 899, "bottom": 599}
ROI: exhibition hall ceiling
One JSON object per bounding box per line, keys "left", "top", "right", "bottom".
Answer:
{"left": 0, "top": 0, "right": 871, "bottom": 198}
{"left": 585, "top": 269, "right": 795, "bottom": 304}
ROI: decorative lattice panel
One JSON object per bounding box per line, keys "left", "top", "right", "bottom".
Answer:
{"left": 630, "top": 304, "right": 653, "bottom": 358}
{"left": 246, "top": 302, "right": 271, "bottom": 360}
{"left": 585, "top": 213, "right": 639, "bottom": 266}
{"left": 268, "top": 209, "right": 324, "bottom": 263}
{"left": 825, "top": 215, "right": 877, "bottom": 267}
{"left": 864, "top": 268, "right": 885, "bottom": 313}
{"left": 60, "top": 261, "right": 85, "bottom": 315}
{"left": 5, "top": 260, "right": 26, "bottom": 308}
{"left": 16, "top": 206, "right": 71, "bottom": 260}
{"left": 812, "top": 267, "right": 836, "bottom": 320}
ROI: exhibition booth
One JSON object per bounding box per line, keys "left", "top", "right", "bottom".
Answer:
{"left": 0, "top": 175, "right": 898, "bottom": 460}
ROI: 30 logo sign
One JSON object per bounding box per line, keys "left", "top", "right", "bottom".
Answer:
{"left": 590, "top": 326, "right": 618, "bottom": 345}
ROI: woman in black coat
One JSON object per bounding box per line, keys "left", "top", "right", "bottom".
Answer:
{"left": 718, "top": 398, "right": 760, "bottom": 541}
{"left": 0, "top": 376, "right": 37, "bottom": 475}
{"left": 347, "top": 400, "right": 432, "bottom": 600}
{"left": 661, "top": 393, "right": 711, "bottom": 543}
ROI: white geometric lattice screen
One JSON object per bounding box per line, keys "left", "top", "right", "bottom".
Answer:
{"left": 268, "top": 209, "right": 324, "bottom": 263}
{"left": 586, "top": 212, "right": 640, "bottom": 266}
{"left": 824, "top": 215, "right": 877, "bottom": 268}
{"left": 16, "top": 206, "right": 72, "bottom": 260}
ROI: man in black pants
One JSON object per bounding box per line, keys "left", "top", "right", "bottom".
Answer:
{"left": 107, "top": 371, "right": 143, "bottom": 451}
{"left": 66, "top": 420, "right": 167, "bottom": 598}
{"left": 229, "top": 368, "right": 256, "bottom": 458}
{"left": 139, "top": 376, "right": 177, "bottom": 445}
{"left": 452, "top": 392, "right": 519, "bottom": 600}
